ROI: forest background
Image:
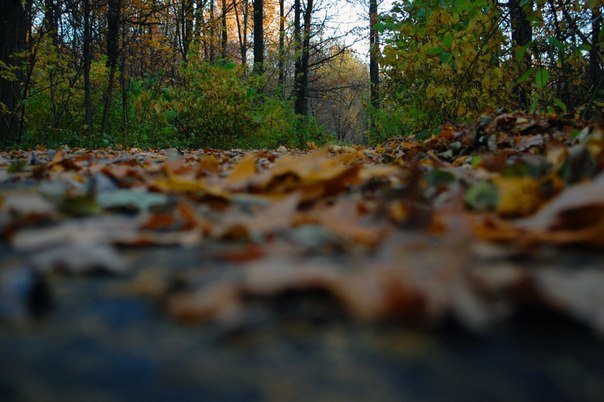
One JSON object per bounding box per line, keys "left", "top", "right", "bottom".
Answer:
{"left": 0, "top": 0, "right": 602, "bottom": 150}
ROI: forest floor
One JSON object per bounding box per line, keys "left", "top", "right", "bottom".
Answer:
{"left": 2, "top": 112, "right": 604, "bottom": 401}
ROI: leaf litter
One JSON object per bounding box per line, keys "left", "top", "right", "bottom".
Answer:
{"left": 1, "top": 112, "right": 604, "bottom": 334}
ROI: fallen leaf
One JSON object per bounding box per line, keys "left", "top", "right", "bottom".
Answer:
{"left": 2, "top": 193, "right": 57, "bottom": 219}
{"left": 30, "top": 244, "right": 128, "bottom": 275}
{"left": 97, "top": 189, "right": 168, "bottom": 212}
{"left": 226, "top": 154, "right": 258, "bottom": 186}
{"left": 493, "top": 176, "right": 543, "bottom": 217}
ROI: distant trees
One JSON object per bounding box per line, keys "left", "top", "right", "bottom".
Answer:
{"left": 5, "top": 0, "right": 596, "bottom": 148}
{"left": 0, "top": 0, "right": 372, "bottom": 147}
{"left": 376, "top": 0, "right": 603, "bottom": 142}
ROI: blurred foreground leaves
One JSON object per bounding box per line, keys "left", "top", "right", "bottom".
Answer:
{"left": 2, "top": 112, "right": 604, "bottom": 333}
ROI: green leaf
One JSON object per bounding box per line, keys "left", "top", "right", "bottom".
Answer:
{"left": 8, "top": 159, "right": 27, "bottom": 173}
{"left": 427, "top": 46, "right": 443, "bottom": 56}
{"left": 59, "top": 195, "right": 100, "bottom": 217}
{"left": 425, "top": 169, "right": 455, "bottom": 186}
{"left": 553, "top": 97, "right": 567, "bottom": 113}
{"left": 535, "top": 69, "right": 549, "bottom": 90}
{"left": 440, "top": 52, "right": 453, "bottom": 64}
{"left": 442, "top": 33, "right": 454, "bottom": 49}
{"left": 515, "top": 45, "right": 527, "bottom": 62}
{"left": 548, "top": 36, "right": 564, "bottom": 50}
{"left": 517, "top": 68, "right": 534, "bottom": 83}
{"left": 464, "top": 182, "right": 498, "bottom": 212}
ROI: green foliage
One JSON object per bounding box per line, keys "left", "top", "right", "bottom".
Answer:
{"left": 375, "top": 0, "right": 602, "bottom": 143}
{"left": 19, "top": 37, "right": 323, "bottom": 150}
{"left": 366, "top": 105, "right": 408, "bottom": 145}
{"left": 23, "top": 37, "right": 111, "bottom": 147}
{"left": 380, "top": 0, "right": 511, "bottom": 137}
{"left": 242, "top": 96, "right": 299, "bottom": 149}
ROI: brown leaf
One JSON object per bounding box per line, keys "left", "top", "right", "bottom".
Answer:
{"left": 212, "top": 193, "right": 300, "bottom": 239}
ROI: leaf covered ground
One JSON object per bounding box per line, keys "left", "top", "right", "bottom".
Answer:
{"left": 2, "top": 112, "right": 604, "bottom": 400}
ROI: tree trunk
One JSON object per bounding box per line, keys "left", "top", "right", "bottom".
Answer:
{"left": 44, "top": 0, "right": 59, "bottom": 45}
{"left": 253, "top": 0, "right": 264, "bottom": 74}
{"left": 221, "top": 0, "right": 228, "bottom": 59}
{"left": 83, "top": 0, "right": 93, "bottom": 135}
{"left": 278, "top": 0, "right": 285, "bottom": 94}
{"left": 509, "top": 0, "right": 532, "bottom": 108}
{"left": 369, "top": 0, "right": 380, "bottom": 110}
{"left": 294, "top": 0, "right": 313, "bottom": 116}
{"left": 293, "top": 0, "right": 302, "bottom": 110}
{"left": 195, "top": 0, "right": 207, "bottom": 59}
{"left": 587, "top": 5, "right": 602, "bottom": 91}
{"left": 233, "top": 0, "right": 249, "bottom": 65}
{"left": 0, "top": 0, "right": 27, "bottom": 144}
{"left": 209, "top": 0, "right": 215, "bottom": 62}
{"left": 101, "top": 0, "right": 122, "bottom": 135}
{"left": 184, "top": 0, "right": 194, "bottom": 59}
{"left": 243, "top": 0, "right": 249, "bottom": 65}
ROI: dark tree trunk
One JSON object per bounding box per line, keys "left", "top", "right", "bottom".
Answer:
{"left": 509, "top": 0, "right": 532, "bottom": 108}
{"left": 294, "top": 0, "right": 312, "bottom": 116}
{"left": 83, "top": 0, "right": 93, "bottom": 135}
{"left": 221, "top": 0, "right": 228, "bottom": 59}
{"left": 0, "top": 0, "right": 27, "bottom": 144}
{"left": 278, "top": 0, "right": 285, "bottom": 94}
{"left": 184, "top": 0, "right": 194, "bottom": 59}
{"left": 101, "top": 0, "right": 122, "bottom": 135}
{"left": 369, "top": 0, "right": 380, "bottom": 110}
{"left": 209, "top": 0, "right": 215, "bottom": 62}
{"left": 587, "top": 5, "right": 602, "bottom": 91}
{"left": 253, "top": 0, "right": 264, "bottom": 74}
{"left": 233, "top": 0, "right": 249, "bottom": 65}
{"left": 195, "top": 0, "right": 207, "bottom": 59}
{"left": 293, "top": 0, "right": 301, "bottom": 91}
{"left": 44, "top": 0, "right": 59, "bottom": 45}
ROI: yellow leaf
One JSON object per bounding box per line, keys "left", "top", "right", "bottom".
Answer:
{"left": 153, "top": 177, "right": 230, "bottom": 199}
{"left": 154, "top": 101, "right": 162, "bottom": 115}
{"left": 226, "top": 154, "right": 257, "bottom": 185}
{"left": 493, "top": 176, "right": 543, "bottom": 217}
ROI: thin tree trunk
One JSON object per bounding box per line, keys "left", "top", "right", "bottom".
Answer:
{"left": 119, "top": 29, "right": 128, "bottom": 128}
{"left": 18, "top": 22, "right": 41, "bottom": 144}
{"left": 369, "top": 0, "right": 380, "bottom": 110}
{"left": 101, "top": 0, "right": 122, "bottom": 136}
{"left": 83, "top": 0, "right": 93, "bottom": 135}
{"left": 293, "top": 0, "right": 302, "bottom": 108}
{"left": 509, "top": 0, "right": 532, "bottom": 108}
{"left": 233, "top": 0, "right": 247, "bottom": 65}
{"left": 195, "top": 0, "right": 207, "bottom": 59}
{"left": 209, "top": 0, "right": 215, "bottom": 62}
{"left": 44, "top": 0, "right": 59, "bottom": 45}
{"left": 587, "top": 5, "right": 602, "bottom": 91}
{"left": 243, "top": 0, "right": 249, "bottom": 65}
{"left": 294, "top": 0, "right": 312, "bottom": 116}
{"left": 253, "top": 0, "right": 264, "bottom": 74}
{"left": 221, "top": 0, "right": 228, "bottom": 59}
{"left": 278, "top": 0, "right": 285, "bottom": 94}
{"left": 184, "top": 0, "right": 194, "bottom": 59}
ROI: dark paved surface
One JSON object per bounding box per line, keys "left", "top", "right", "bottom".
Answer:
{"left": 2, "top": 246, "right": 604, "bottom": 402}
